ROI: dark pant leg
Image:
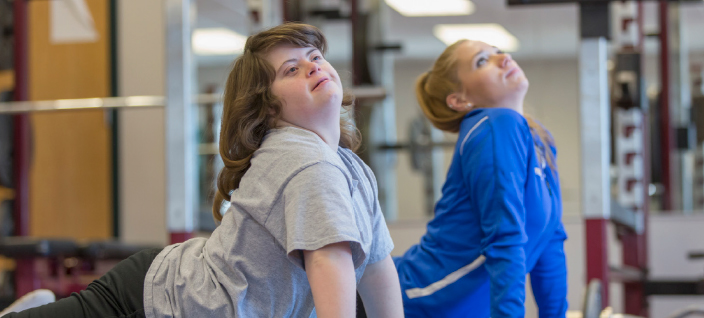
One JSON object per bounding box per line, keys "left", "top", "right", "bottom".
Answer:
{"left": 2, "top": 248, "right": 162, "bottom": 318}
{"left": 356, "top": 292, "right": 367, "bottom": 318}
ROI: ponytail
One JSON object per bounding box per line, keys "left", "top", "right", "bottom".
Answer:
{"left": 524, "top": 115, "right": 557, "bottom": 172}
{"left": 415, "top": 40, "right": 470, "bottom": 133}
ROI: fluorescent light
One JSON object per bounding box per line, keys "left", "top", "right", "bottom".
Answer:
{"left": 433, "top": 24, "right": 519, "bottom": 52}
{"left": 385, "top": 0, "right": 475, "bottom": 17}
{"left": 193, "top": 28, "right": 247, "bottom": 55}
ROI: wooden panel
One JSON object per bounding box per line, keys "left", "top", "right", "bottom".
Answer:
{"left": 0, "top": 186, "right": 14, "bottom": 203}
{"left": 28, "top": 0, "right": 112, "bottom": 240}
{"left": 0, "top": 70, "right": 13, "bottom": 92}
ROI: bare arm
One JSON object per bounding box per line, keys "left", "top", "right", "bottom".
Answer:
{"left": 357, "top": 255, "right": 404, "bottom": 318}
{"left": 303, "top": 242, "right": 356, "bottom": 318}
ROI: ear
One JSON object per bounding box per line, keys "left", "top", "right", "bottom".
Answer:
{"left": 446, "top": 93, "right": 473, "bottom": 112}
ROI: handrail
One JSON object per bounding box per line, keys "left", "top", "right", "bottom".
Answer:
{"left": 0, "top": 96, "right": 165, "bottom": 114}
{"left": 0, "top": 87, "right": 387, "bottom": 114}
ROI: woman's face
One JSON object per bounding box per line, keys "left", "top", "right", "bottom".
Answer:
{"left": 266, "top": 44, "right": 343, "bottom": 131}
{"left": 452, "top": 40, "right": 529, "bottom": 110}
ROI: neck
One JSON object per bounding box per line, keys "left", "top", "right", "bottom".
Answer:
{"left": 315, "top": 125, "right": 340, "bottom": 152}
{"left": 512, "top": 102, "right": 524, "bottom": 115}
{"left": 278, "top": 121, "right": 340, "bottom": 152}
{"left": 496, "top": 94, "right": 525, "bottom": 115}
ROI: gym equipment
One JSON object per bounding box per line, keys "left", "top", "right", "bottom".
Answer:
{"left": 0, "top": 237, "right": 160, "bottom": 299}
{"left": 583, "top": 280, "right": 603, "bottom": 318}
{"left": 581, "top": 279, "right": 648, "bottom": 318}
{"left": 377, "top": 115, "right": 454, "bottom": 215}
{"left": 667, "top": 306, "right": 704, "bottom": 318}
{"left": 644, "top": 250, "right": 704, "bottom": 296}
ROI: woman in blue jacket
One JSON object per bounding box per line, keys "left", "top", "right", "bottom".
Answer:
{"left": 393, "top": 39, "right": 568, "bottom": 318}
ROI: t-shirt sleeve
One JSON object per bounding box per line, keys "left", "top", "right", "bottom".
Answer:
{"left": 363, "top": 163, "right": 394, "bottom": 264}
{"left": 283, "top": 162, "right": 366, "bottom": 270}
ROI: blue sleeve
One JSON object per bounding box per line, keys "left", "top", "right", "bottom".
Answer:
{"left": 530, "top": 224, "right": 569, "bottom": 318}
{"left": 461, "top": 111, "right": 529, "bottom": 318}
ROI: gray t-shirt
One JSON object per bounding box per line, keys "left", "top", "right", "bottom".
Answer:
{"left": 143, "top": 126, "right": 394, "bottom": 318}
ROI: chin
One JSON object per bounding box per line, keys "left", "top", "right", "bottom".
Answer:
{"left": 319, "top": 89, "right": 343, "bottom": 106}
{"left": 516, "top": 78, "right": 529, "bottom": 92}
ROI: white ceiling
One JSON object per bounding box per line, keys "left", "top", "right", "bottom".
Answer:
{"left": 195, "top": 0, "right": 704, "bottom": 65}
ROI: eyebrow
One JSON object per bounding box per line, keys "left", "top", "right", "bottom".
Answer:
{"left": 471, "top": 50, "right": 485, "bottom": 62}
{"left": 471, "top": 46, "right": 501, "bottom": 66}
{"left": 277, "top": 48, "right": 319, "bottom": 74}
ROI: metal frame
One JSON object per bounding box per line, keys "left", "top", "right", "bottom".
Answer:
{"left": 165, "top": 0, "right": 197, "bottom": 243}
{"left": 579, "top": 36, "right": 612, "bottom": 307}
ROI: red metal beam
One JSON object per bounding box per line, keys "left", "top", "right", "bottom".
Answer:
{"left": 13, "top": 0, "right": 34, "bottom": 299}
{"left": 586, "top": 218, "right": 610, "bottom": 308}
{"left": 659, "top": 0, "right": 673, "bottom": 211}
{"left": 170, "top": 232, "right": 194, "bottom": 244}
{"left": 622, "top": 233, "right": 647, "bottom": 316}
{"left": 282, "top": 0, "right": 288, "bottom": 22}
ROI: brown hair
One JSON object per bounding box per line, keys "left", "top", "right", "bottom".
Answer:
{"left": 416, "top": 40, "right": 557, "bottom": 170}
{"left": 212, "top": 23, "right": 361, "bottom": 222}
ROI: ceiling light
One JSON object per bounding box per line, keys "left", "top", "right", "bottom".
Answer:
{"left": 385, "top": 0, "right": 475, "bottom": 17}
{"left": 433, "top": 24, "right": 519, "bottom": 52}
{"left": 192, "top": 28, "right": 247, "bottom": 55}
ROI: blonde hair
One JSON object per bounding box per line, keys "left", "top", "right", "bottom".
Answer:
{"left": 212, "top": 23, "right": 361, "bottom": 222}
{"left": 416, "top": 40, "right": 557, "bottom": 171}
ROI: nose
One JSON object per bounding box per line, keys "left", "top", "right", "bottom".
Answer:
{"left": 498, "top": 53, "right": 512, "bottom": 68}
{"left": 307, "top": 61, "right": 321, "bottom": 77}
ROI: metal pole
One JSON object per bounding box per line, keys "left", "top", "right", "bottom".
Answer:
{"left": 670, "top": 3, "right": 692, "bottom": 213}
{"left": 372, "top": 1, "right": 398, "bottom": 221}
{"left": 13, "top": 0, "right": 39, "bottom": 298}
{"left": 165, "top": 0, "right": 197, "bottom": 243}
{"left": 659, "top": 0, "right": 673, "bottom": 211}
{"left": 350, "top": 0, "right": 360, "bottom": 86}
{"left": 109, "top": 0, "right": 120, "bottom": 239}
{"left": 282, "top": 0, "right": 289, "bottom": 22}
{"left": 12, "top": 0, "right": 29, "bottom": 238}
{"left": 580, "top": 36, "right": 611, "bottom": 308}
{"left": 260, "top": 0, "right": 281, "bottom": 30}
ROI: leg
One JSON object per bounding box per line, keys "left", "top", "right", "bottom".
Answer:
{"left": 2, "top": 248, "right": 162, "bottom": 318}
{"left": 356, "top": 292, "right": 367, "bottom": 318}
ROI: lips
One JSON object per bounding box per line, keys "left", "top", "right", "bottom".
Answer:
{"left": 312, "top": 77, "right": 329, "bottom": 91}
{"left": 505, "top": 67, "right": 519, "bottom": 78}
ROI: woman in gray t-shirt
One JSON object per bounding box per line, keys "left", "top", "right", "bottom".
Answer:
{"left": 4, "top": 23, "right": 403, "bottom": 318}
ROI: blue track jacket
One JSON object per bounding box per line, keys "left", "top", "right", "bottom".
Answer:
{"left": 394, "top": 108, "right": 568, "bottom": 318}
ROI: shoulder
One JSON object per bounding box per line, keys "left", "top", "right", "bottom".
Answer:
{"left": 458, "top": 108, "right": 530, "bottom": 155}
{"left": 468, "top": 107, "right": 527, "bottom": 127}
{"left": 241, "top": 127, "right": 350, "bottom": 193}
{"left": 258, "top": 127, "right": 342, "bottom": 167}
{"left": 338, "top": 148, "right": 369, "bottom": 171}
{"left": 287, "top": 161, "right": 351, "bottom": 191}
{"left": 339, "top": 147, "right": 378, "bottom": 184}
